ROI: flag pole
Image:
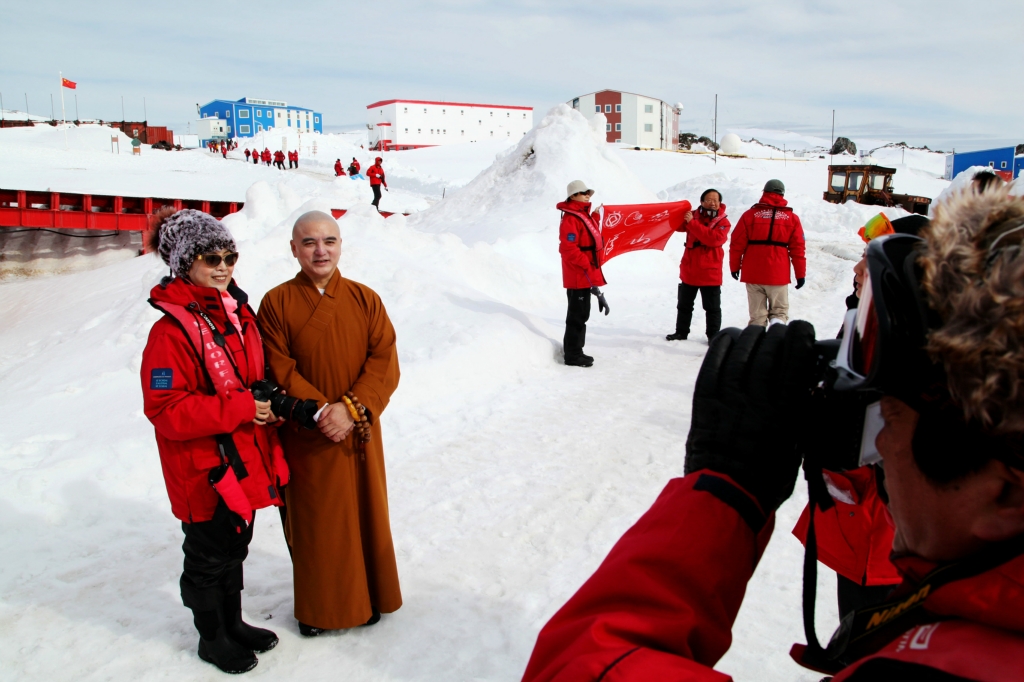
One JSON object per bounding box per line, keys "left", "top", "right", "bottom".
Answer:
{"left": 59, "top": 69, "right": 69, "bottom": 148}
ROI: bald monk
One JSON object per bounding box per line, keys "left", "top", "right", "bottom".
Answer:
{"left": 256, "top": 210, "right": 401, "bottom": 635}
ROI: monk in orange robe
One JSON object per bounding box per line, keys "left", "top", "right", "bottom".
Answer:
{"left": 256, "top": 210, "right": 401, "bottom": 634}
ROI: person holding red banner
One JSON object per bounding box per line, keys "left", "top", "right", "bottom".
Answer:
{"left": 728, "top": 179, "right": 806, "bottom": 326}
{"left": 667, "top": 189, "right": 730, "bottom": 342}
{"left": 558, "top": 180, "right": 608, "bottom": 368}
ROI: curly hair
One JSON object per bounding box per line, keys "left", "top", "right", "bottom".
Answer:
{"left": 917, "top": 185, "right": 1024, "bottom": 435}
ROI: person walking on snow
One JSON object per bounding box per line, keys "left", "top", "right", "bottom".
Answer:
{"left": 261, "top": 148, "right": 271, "bottom": 166}
{"left": 729, "top": 179, "right": 806, "bottom": 326}
{"left": 273, "top": 150, "right": 286, "bottom": 170}
{"left": 558, "top": 180, "right": 609, "bottom": 368}
{"left": 667, "top": 188, "right": 730, "bottom": 342}
{"left": 348, "top": 157, "right": 363, "bottom": 179}
{"left": 140, "top": 208, "right": 288, "bottom": 674}
{"left": 367, "top": 157, "right": 387, "bottom": 209}
{"left": 244, "top": 149, "right": 251, "bottom": 162}
{"left": 221, "top": 143, "right": 228, "bottom": 159}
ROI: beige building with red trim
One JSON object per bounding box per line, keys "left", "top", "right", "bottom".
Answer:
{"left": 366, "top": 99, "right": 534, "bottom": 150}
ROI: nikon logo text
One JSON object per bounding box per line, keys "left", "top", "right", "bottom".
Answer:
{"left": 865, "top": 585, "right": 931, "bottom": 631}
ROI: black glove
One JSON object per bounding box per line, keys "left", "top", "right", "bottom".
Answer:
{"left": 796, "top": 277, "right": 806, "bottom": 289}
{"left": 590, "top": 286, "right": 610, "bottom": 315}
{"left": 685, "top": 322, "right": 817, "bottom": 513}
{"left": 731, "top": 271, "right": 740, "bottom": 280}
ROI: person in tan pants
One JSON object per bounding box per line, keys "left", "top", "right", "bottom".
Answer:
{"left": 728, "top": 179, "right": 806, "bottom": 326}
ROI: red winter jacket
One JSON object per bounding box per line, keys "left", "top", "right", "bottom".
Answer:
{"left": 729, "top": 192, "right": 806, "bottom": 285}
{"left": 557, "top": 200, "right": 606, "bottom": 289}
{"left": 349, "top": 159, "right": 361, "bottom": 176}
{"left": 262, "top": 149, "right": 271, "bottom": 162}
{"left": 677, "top": 205, "right": 731, "bottom": 287}
{"left": 522, "top": 470, "right": 1024, "bottom": 682}
{"left": 334, "top": 160, "right": 343, "bottom": 176}
{"left": 141, "top": 277, "right": 287, "bottom": 524}
{"left": 367, "top": 162, "right": 386, "bottom": 186}
{"left": 792, "top": 466, "right": 900, "bottom": 587}
{"left": 274, "top": 150, "right": 285, "bottom": 163}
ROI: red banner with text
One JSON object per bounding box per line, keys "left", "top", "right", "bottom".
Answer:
{"left": 599, "top": 200, "right": 691, "bottom": 264}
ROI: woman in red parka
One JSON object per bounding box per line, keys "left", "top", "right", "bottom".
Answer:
{"left": 666, "top": 188, "right": 730, "bottom": 342}
{"left": 141, "top": 208, "right": 287, "bottom": 674}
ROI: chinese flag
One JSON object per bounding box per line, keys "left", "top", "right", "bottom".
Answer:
{"left": 599, "top": 200, "right": 692, "bottom": 264}
{"left": 62, "top": 78, "right": 77, "bottom": 89}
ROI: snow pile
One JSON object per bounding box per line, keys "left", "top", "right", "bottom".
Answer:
{"left": 411, "top": 105, "right": 656, "bottom": 243}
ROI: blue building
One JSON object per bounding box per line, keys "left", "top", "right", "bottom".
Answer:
{"left": 197, "top": 97, "right": 322, "bottom": 143}
{"left": 945, "top": 145, "right": 1022, "bottom": 180}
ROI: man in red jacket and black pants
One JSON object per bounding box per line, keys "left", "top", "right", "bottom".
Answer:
{"left": 729, "top": 179, "right": 806, "bottom": 326}
{"left": 367, "top": 157, "right": 386, "bottom": 210}
{"left": 558, "top": 180, "right": 609, "bottom": 368}
{"left": 667, "top": 188, "right": 730, "bottom": 342}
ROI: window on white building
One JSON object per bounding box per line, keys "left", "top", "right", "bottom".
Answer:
{"left": 644, "top": 123, "right": 653, "bottom": 132}
{"left": 615, "top": 123, "right": 621, "bottom": 131}
{"left": 405, "top": 128, "right": 408, "bottom": 133}
{"left": 461, "top": 130, "right": 464, "bottom": 135}
{"left": 442, "top": 109, "right": 446, "bottom": 114}
{"left": 523, "top": 113, "right": 526, "bottom": 118}
{"left": 423, "top": 108, "right": 427, "bottom": 113}
{"left": 604, "top": 105, "right": 611, "bottom": 113}
{"left": 506, "top": 112, "right": 509, "bottom": 117}
{"left": 461, "top": 110, "right": 464, "bottom": 115}
{"left": 418, "top": 129, "right": 421, "bottom": 133}
{"left": 239, "top": 125, "right": 250, "bottom": 134}
{"left": 615, "top": 104, "right": 621, "bottom": 113}
{"left": 238, "top": 110, "right": 249, "bottom": 118}
{"left": 490, "top": 111, "right": 493, "bottom": 116}
{"left": 644, "top": 104, "right": 654, "bottom": 113}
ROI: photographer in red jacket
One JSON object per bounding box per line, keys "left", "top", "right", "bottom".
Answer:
{"left": 522, "top": 186, "right": 1024, "bottom": 681}
{"left": 141, "top": 208, "right": 289, "bottom": 674}
{"left": 667, "top": 188, "right": 730, "bottom": 342}
{"left": 558, "top": 180, "right": 609, "bottom": 368}
{"left": 729, "top": 179, "right": 806, "bottom": 326}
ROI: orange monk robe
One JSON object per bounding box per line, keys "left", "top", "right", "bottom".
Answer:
{"left": 256, "top": 268, "right": 401, "bottom": 629}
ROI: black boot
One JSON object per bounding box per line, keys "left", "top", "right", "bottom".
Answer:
{"left": 193, "top": 609, "right": 258, "bottom": 674}
{"left": 298, "top": 621, "right": 327, "bottom": 637}
{"left": 564, "top": 353, "right": 594, "bottom": 367}
{"left": 665, "top": 332, "right": 687, "bottom": 341}
{"left": 362, "top": 607, "right": 381, "bottom": 626}
{"left": 221, "top": 592, "right": 278, "bottom": 653}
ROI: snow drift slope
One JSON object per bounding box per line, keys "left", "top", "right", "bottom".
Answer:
{"left": 411, "top": 105, "right": 656, "bottom": 243}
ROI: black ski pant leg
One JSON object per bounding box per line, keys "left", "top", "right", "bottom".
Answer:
{"left": 180, "top": 502, "right": 255, "bottom": 613}
{"left": 371, "top": 184, "right": 382, "bottom": 208}
{"left": 674, "top": 282, "right": 699, "bottom": 336}
{"left": 563, "top": 288, "right": 592, "bottom": 359}
{"left": 700, "top": 285, "right": 722, "bottom": 338}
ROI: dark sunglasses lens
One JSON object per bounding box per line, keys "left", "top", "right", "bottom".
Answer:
{"left": 224, "top": 253, "right": 239, "bottom": 266}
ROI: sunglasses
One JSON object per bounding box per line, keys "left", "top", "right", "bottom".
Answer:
{"left": 194, "top": 252, "right": 239, "bottom": 267}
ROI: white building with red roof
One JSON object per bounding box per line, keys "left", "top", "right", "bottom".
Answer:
{"left": 365, "top": 99, "right": 533, "bottom": 150}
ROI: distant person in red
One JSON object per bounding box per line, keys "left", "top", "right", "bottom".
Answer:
{"left": 729, "top": 179, "right": 806, "bottom": 326}
{"left": 334, "top": 159, "right": 343, "bottom": 177}
{"left": 221, "top": 143, "right": 228, "bottom": 159}
{"left": 273, "top": 150, "right": 285, "bottom": 170}
{"left": 244, "top": 149, "right": 251, "bottom": 161}
{"left": 367, "top": 157, "right": 387, "bottom": 209}
{"left": 252, "top": 150, "right": 259, "bottom": 165}
{"left": 666, "top": 188, "right": 730, "bottom": 342}
{"left": 262, "top": 149, "right": 271, "bottom": 166}
{"left": 348, "top": 158, "right": 361, "bottom": 177}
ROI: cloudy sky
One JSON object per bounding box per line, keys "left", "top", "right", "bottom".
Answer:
{"left": 3, "top": 0, "right": 1021, "bottom": 150}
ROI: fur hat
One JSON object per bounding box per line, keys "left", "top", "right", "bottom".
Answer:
{"left": 147, "top": 207, "right": 236, "bottom": 279}
{"left": 917, "top": 185, "right": 1024, "bottom": 434}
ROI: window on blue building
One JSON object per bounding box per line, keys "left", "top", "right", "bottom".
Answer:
{"left": 314, "top": 117, "right": 319, "bottom": 123}
{"left": 256, "top": 110, "right": 262, "bottom": 117}
{"left": 239, "top": 125, "right": 251, "bottom": 134}
{"left": 238, "top": 110, "right": 249, "bottom": 118}
{"left": 226, "top": 110, "right": 231, "bottom": 117}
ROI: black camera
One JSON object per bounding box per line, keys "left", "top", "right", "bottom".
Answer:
{"left": 250, "top": 379, "right": 319, "bottom": 430}
{"left": 798, "top": 339, "right": 884, "bottom": 473}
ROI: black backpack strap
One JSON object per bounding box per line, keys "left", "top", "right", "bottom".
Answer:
{"left": 748, "top": 208, "right": 789, "bottom": 248}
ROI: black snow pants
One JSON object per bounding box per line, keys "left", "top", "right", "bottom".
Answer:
{"left": 180, "top": 501, "right": 255, "bottom": 611}
{"left": 371, "top": 184, "right": 382, "bottom": 208}
{"left": 563, "top": 288, "right": 592, "bottom": 359}
{"left": 675, "top": 283, "right": 721, "bottom": 339}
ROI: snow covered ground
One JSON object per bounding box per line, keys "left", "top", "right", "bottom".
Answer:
{"left": 0, "top": 106, "right": 956, "bottom": 680}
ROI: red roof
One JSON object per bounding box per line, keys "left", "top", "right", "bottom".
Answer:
{"left": 366, "top": 99, "right": 532, "bottom": 111}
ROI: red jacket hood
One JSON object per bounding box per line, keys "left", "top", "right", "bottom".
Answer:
{"left": 556, "top": 199, "right": 594, "bottom": 214}
{"left": 891, "top": 546, "right": 1024, "bottom": 635}
{"left": 756, "top": 192, "right": 790, "bottom": 209}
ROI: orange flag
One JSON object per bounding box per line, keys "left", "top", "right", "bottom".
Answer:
{"left": 61, "top": 78, "right": 77, "bottom": 89}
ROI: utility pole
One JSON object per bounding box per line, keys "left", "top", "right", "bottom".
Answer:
{"left": 121, "top": 95, "right": 125, "bottom": 122}
{"left": 143, "top": 96, "right": 147, "bottom": 123}
{"left": 25, "top": 93, "right": 29, "bottom": 118}
{"left": 713, "top": 94, "right": 718, "bottom": 165}
{"left": 50, "top": 94, "right": 55, "bottom": 121}
{"left": 830, "top": 109, "right": 835, "bottom": 165}
{"left": 75, "top": 94, "right": 79, "bottom": 122}
{"left": 784, "top": 143, "right": 787, "bottom": 167}
{"left": 1, "top": 92, "right": 4, "bottom": 121}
